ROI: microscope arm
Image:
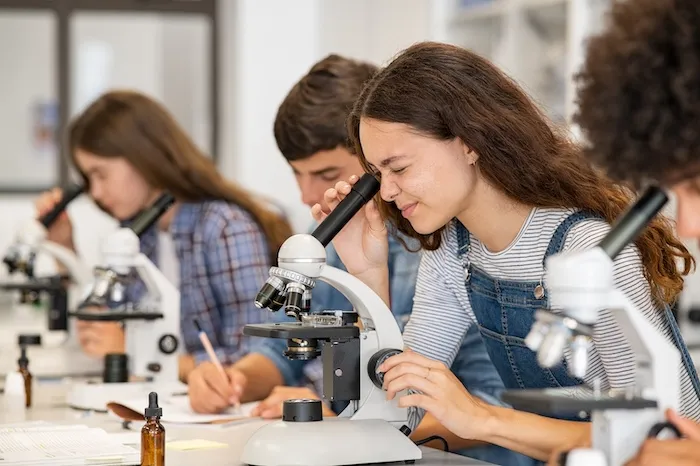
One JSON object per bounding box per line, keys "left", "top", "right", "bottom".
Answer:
{"left": 607, "top": 288, "right": 680, "bottom": 410}
{"left": 318, "top": 265, "right": 403, "bottom": 350}
{"left": 130, "top": 252, "right": 179, "bottom": 305}
{"left": 37, "top": 240, "right": 92, "bottom": 290}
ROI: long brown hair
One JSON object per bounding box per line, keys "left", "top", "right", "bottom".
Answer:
{"left": 69, "top": 90, "right": 292, "bottom": 262}
{"left": 348, "top": 41, "right": 693, "bottom": 305}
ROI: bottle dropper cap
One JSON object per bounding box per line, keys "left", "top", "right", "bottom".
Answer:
{"left": 144, "top": 392, "right": 162, "bottom": 418}
{"left": 17, "top": 347, "right": 28, "bottom": 369}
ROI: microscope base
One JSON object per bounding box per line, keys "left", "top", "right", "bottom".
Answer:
{"left": 241, "top": 418, "right": 422, "bottom": 466}
{"left": 67, "top": 380, "right": 187, "bottom": 412}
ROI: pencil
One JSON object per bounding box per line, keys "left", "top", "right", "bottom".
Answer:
{"left": 193, "top": 318, "right": 241, "bottom": 410}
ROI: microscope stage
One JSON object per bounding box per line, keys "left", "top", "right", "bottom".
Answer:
{"left": 502, "top": 387, "right": 657, "bottom": 417}
{"left": 244, "top": 322, "right": 360, "bottom": 339}
{"left": 0, "top": 277, "right": 67, "bottom": 292}
{"left": 69, "top": 310, "right": 164, "bottom": 321}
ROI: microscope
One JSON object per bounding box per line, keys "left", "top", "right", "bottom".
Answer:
{"left": 1, "top": 183, "right": 92, "bottom": 331}
{"left": 240, "top": 174, "right": 422, "bottom": 466}
{"left": 502, "top": 186, "right": 682, "bottom": 466}
{"left": 66, "top": 193, "right": 185, "bottom": 411}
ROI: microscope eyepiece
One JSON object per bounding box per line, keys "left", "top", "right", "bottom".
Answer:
{"left": 598, "top": 186, "right": 668, "bottom": 260}
{"left": 130, "top": 193, "right": 176, "bottom": 237}
{"left": 39, "top": 183, "right": 85, "bottom": 228}
{"left": 311, "top": 173, "right": 380, "bottom": 247}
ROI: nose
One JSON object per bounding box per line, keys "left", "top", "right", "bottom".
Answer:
{"left": 89, "top": 182, "right": 102, "bottom": 204}
{"left": 676, "top": 208, "right": 700, "bottom": 239}
{"left": 673, "top": 190, "right": 700, "bottom": 239}
{"left": 380, "top": 178, "right": 399, "bottom": 202}
{"left": 299, "top": 178, "right": 323, "bottom": 208}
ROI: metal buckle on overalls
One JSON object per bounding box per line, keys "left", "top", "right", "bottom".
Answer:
{"left": 534, "top": 280, "right": 545, "bottom": 299}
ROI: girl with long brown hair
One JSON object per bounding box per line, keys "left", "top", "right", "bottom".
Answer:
{"left": 315, "top": 41, "right": 700, "bottom": 461}
{"left": 36, "top": 90, "right": 292, "bottom": 381}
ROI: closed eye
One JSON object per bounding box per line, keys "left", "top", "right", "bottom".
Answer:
{"left": 390, "top": 167, "right": 407, "bottom": 174}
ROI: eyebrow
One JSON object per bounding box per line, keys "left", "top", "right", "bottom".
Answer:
{"left": 310, "top": 167, "right": 341, "bottom": 176}
{"left": 292, "top": 166, "right": 341, "bottom": 176}
{"left": 379, "top": 155, "right": 407, "bottom": 168}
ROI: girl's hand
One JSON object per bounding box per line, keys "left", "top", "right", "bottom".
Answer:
{"left": 311, "top": 175, "right": 389, "bottom": 280}
{"left": 380, "top": 350, "right": 495, "bottom": 441}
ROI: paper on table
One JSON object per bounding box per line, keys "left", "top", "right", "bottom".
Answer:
{"left": 107, "top": 394, "right": 259, "bottom": 424}
{"left": 107, "top": 431, "right": 142, "bottom": 445}
{"left": 166, "top": 439, "right": 228, "bottom": 451}
{"left": 0, "top": 424, "right": 139, "bottom": 465}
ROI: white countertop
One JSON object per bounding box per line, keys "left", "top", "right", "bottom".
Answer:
{"left": 2, "top": 382, "right": 494, "bottom": 466}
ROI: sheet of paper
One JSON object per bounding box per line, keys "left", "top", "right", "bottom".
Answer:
{"left": 0, "top": 424, "right": 139, "bottom": 465}
{"left": 109, "top": 394, "right": 259, "bottom": 424}
{"left": 107, "top": 431, "right": 142, "bottom": 445}
{"left": 166, "top": 439, "right": 228, "bottom": 451}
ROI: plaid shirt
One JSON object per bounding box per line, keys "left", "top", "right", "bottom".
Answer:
{"left": 124, "top": 201, "right": 272, "bottom": 365}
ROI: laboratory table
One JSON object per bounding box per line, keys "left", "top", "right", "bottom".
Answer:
{"left": 4, "top": 383, "right": 495, "bottom": 466}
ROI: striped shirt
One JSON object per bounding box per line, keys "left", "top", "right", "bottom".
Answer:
{"left": 404, "top": 207, "right": 700, "bottom": 429}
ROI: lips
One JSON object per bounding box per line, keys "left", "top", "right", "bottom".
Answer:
{"left": 399, "top": 202, "right": 417, "bottom": 218}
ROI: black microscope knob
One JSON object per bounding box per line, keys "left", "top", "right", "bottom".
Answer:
{"left": 282, "top": 399, "right": 323, "bottom": 422}
{"left": 688, "top": 308, "right": 700, "bottom": 323}
{"left": 158, "top": 334, "right": 179, "bottom": 354}
{"left": 368, "top": 349, "right": 403, "bottom": 389}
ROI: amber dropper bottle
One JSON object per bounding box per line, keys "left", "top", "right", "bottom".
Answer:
{"left": 141, "top": 391, "right": 165, "bottom": 466}
{"left": 17, "top": 347, "right": 32, "bottom": 408}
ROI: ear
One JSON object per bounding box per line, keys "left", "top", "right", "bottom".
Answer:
{"left": 459, "top": 140, "right": 478, "bottom": 165}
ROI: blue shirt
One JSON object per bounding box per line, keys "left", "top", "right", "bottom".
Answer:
{"left": 251, "top": 227, "right": 505, "bottom": 399}
{"left": 125, "top": 201, "right": 272, "bottom": 365}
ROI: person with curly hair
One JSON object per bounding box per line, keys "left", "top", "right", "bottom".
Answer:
{"left": 566, "top": 0, "right": 700, "bottom": 464}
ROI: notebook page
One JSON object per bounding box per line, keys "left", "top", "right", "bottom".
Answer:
{"left": 109, "top": 394, "right": 259, "bottom": 424}
{"left": 0, "top": 425, "right": 138, "bottom": 465}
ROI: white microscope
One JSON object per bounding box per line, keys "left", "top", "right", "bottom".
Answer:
{"left": 67, "top": 193, "right": 185, "bottom": 411}
{"left": 0, "top": 184, "right": 102, "bottom": 379}
{"left": 241, "top": 174, "right": 422, "bottom": 466}
{"left": 503, "top": 186, "right": 684, "bottom": 466}
{"left": 1, "top": 183, "right": 92, "bottom": 330}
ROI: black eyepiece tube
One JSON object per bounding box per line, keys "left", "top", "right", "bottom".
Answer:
{"left": 129, "top": 193, "right": 176, "bottom": 237}
{"left": 39, "top": 183, "right": 85, "bottom": 228}
{"left": 312, "top": 174, "right": 381, "bottom": 247}
{"left": 598, "top": 186, "right": 668, "bottom": 260}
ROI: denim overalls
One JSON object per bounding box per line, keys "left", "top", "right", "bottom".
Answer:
{"left": 456, "top": 211, "right": 700, "bottom": 463}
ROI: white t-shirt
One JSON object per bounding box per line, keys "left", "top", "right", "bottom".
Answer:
{"left": 157, "top": 231, "right": 180, "bottom": 290}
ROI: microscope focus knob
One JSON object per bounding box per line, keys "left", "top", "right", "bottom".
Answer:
{"left": 158, "top": 334, "right": 179, "bottom": 355}
{"left": 688, "top": 308, "right": 700, "bottom": 323}
{"left": 558, "top": 448, "right": 607, "bottom": 466}
{"left": 282, "top": 399, "right": 323, "bottom": 422}
{"left": 368, "top": 349, "right": 403, "bottom": 389}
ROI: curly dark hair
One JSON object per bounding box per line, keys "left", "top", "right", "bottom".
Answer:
{"left": 574, "top": 0, "right": 700, "bottom": 187}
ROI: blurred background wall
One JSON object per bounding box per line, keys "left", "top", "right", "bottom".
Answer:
{"left": 3, "top": 0, "right": 699, "bottom": 355}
